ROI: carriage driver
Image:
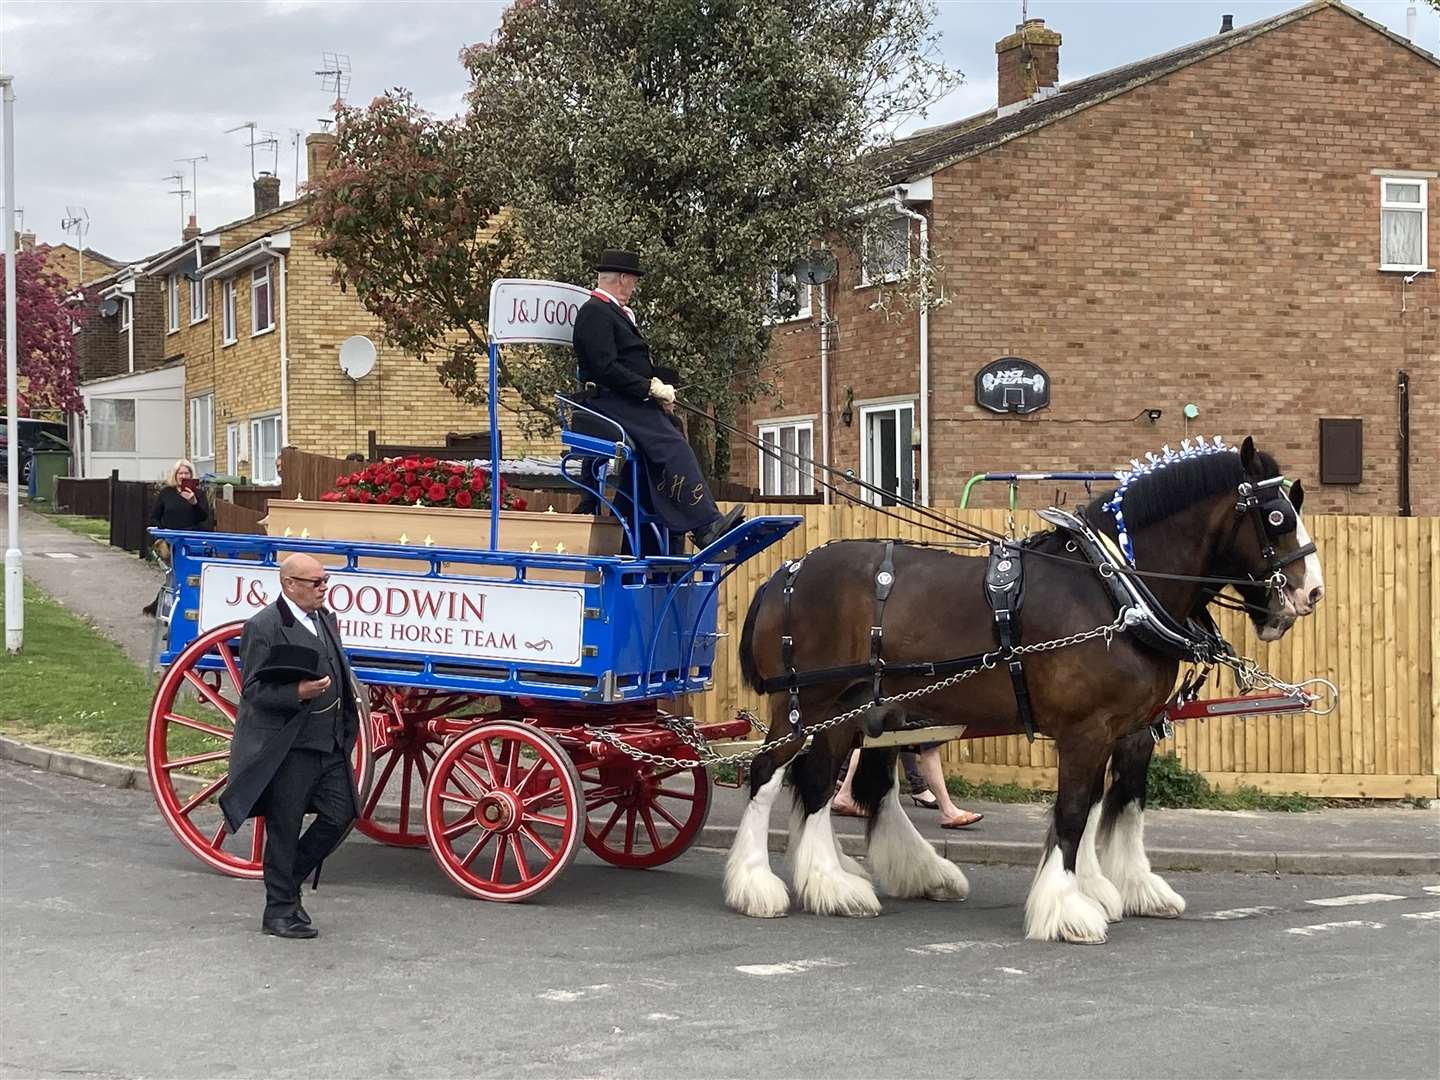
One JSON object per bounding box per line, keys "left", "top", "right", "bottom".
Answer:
{"left": 571, "top": 249, "right": 744, "bottom": 549}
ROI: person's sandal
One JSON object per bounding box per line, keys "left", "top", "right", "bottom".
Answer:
{"left": 910, "top": 791, "right": 940, "bottom": 810}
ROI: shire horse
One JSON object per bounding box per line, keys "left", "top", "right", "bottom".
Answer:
{"left": 724, "top": 437, "right": 1324, "bottom": 943}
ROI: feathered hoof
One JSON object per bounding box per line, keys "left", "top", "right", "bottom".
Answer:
{"left": 1121, "top": 872, "right": 1186, "bottom": 919}
{"left": 835, "top": 847, "right": 871, "bottom": 881}
{"left": 1026, "top": 849, "right": 1110, "bottom": 944}
{"left": 724, "top": 864, "right": 791, "bottom": 919}
{"left": 1078, "top": 870, "right": 1124, "bottom": 923}
{"left": 924, "top": 860, "right": 971, "bottom": 902}
{"left": 797, "top": 870, "right": 882, "bottom": 918}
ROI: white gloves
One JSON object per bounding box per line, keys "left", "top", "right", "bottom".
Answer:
{"left": 648, "top": 376, "right": 676, "bottom": 404}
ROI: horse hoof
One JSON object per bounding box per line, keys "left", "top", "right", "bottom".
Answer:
{"left": 1121, "top": 873, "right": 1187, "bottom": 919}
{"left": 1078, "top": 872, "right": 1124, "bottom": 923}
{"left": 924, "top": 861, "right": 971, "bottom": 902}
{"left": 724, "top": 867, "right": 792, "bottom": 920}
{"left": 798, "top": 874, "right": 882, "bottom": 918}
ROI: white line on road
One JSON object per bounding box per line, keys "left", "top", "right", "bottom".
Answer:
{"left": 1200, "top": 906, "right": 1282, "bottom": 920}
{"left": 42, "top": 552, "right": 79, "bottom": 559}
{"left": 1305, "top": 893, "right": 1405, "bottom": 907}
{"left": 1422, "top": 886, "right": 1440, "bottom": 896}
{"left": 1285, "top": 920, "right": 1385, "bottom": 937}
{"left": 906, "top": 941, "right": 1002, "bottom": 955}
{"left": 997, "top": 967, "right": 1027, "bottom": 975}
{"left": 735, "top": 958, "right": 849, "bottom": 977}
{"left": 1400, "top": 910, "right": 1440, "bottom": 922}
{"left": 537, "top": 983, "right": 613, "bottom": 1002}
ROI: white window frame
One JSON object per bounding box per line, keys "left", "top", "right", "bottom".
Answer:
{"left": 766, "top": 270, "right": 812, "bottom": 323}
{"left": 221, "top": 278, "right": 237, "bottom": 344}
{"left": 189, "top": 393, "right": 214, "bottom": 466}
{"left": 190, "top": 272, "right": 208, "bottom": 324}
{"left": 225, "top": 421, "right": 241, "bottom": 476}
{"left": 250, "top": 413, "right": 283, "bottom": 485}
{"left": 859, "top": 215, "right": 911, "bottom": 287}
{"left": 250, "top": 264, "right": 273, "bottom": 336}
{"left": 756, "top": 417, "right": 816, "bottom": 497}
{"left": 1379, "top": 176, "right": 1429, "bottom": 272}
{"left": 166, "top": 274, "right": 181, "bottom": 332}
{"left": 858, "top": 397, "right": 916, "bottom": 506}
{"left": 118, "top": 297, "right": 131, "bottom": 332}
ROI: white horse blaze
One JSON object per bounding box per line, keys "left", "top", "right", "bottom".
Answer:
{"left": 867, "top": 782, "right": 969, "bottom": 901}
{"left": 1025, "top": 846, "right": 1109, "bottom": 944}
{"left": 1076, "top": 802, "right": 1123, "bottom": 922}
{"left": 792, "top": 801, "right": 882, "bottom": 917}
{"left": 1098, "top": 801, "right": 1186, "bottom": 918}
{"left": 723, "top": 771, "right": 791, "bottom": 918}
{"left": 1289, "top": 515, "right": 1324, "bottom": 612}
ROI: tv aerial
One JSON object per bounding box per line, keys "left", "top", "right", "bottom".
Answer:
{"left": 316, "top": 52, "right": 352, "bottom": 128}
{"left": 224, "top": 121, "right": 276, "bottom": 181}
{"left": 175, "top": 153, "right": 207, "bottom": 222}
{"left": 162, "top": 172, "right": 192, "bottom": 230}
{"left": 339, "top": 335, "right": 377, "bottom": 381}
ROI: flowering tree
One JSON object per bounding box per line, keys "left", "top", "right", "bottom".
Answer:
{"left": 321, "top": 456, "right": 528, "bottom": 511}
{"left": 311, "top": 0, "right": 957, "bottom": 481}
{"left": 0, "top": 249, "right": 84, "bottom": 414}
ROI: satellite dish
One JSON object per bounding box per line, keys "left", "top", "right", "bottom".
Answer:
{"left": 98, "top": 298, "right": 120, "bottom": 318}
{"left": 795, "top": 250, "right": 837, "bottom": 286}
{"left": 339, "top": 335, "right": 376, "bottom": 381}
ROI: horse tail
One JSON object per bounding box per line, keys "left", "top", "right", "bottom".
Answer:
{"left": 738, "top": 569, "right": 776, "bottom": 694}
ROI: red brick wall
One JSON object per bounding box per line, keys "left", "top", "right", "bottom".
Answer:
{"left": 739, "top": 7, "right": 1439, "bottom": 516}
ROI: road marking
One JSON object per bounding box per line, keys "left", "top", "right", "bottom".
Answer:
{"left": 42, "top": 552, "right": 80, "bottom": 559}
{"left": 1305, "top": 893, "right": 1405, "bottom": 907}
{"left": 1422, "top": 886, "right": 1440, "bottom": 896}
{"left": 906, "top": 940, "right": 1002, "bottom": 955}
{"left": 1401, "top": 910, "right": 1440, "bottom": 922}
{"left": 997, "top": 967, "right": 1027, "bottom": 975}
{"left": 537, "top": 983, "right": 613, "bottom": 1002}
{"left": 1200, "top": 905, "right": 1281, "bottom": 920}
{"left": 1285, "top": 920, "right": 1385, "bottom": 937}
{"left": 646, "top": 1013, "right": 680, "bottom": 1021}
{"left": 736, "top": 958, "right": 849, "bottom": 977}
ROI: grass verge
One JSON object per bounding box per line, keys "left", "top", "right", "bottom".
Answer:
{"left": 0, "top": 582, "right": 153, "bottom": 764}
{"left": 22, "top": 494, "right": 111, "bottom": 541}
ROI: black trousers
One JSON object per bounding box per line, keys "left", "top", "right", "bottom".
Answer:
{"left": 259, "top": 748, "right": 354, "bottom": 922}
{"left": 587, "top": 392, "right": 719, "bottom": 534}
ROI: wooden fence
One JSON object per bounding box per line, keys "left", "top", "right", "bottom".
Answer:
{"left": 684, "top": 505, "right": 1439, "bottom": 800}
{"left": 54, "top": 477, "right": 111, "bottom": 518}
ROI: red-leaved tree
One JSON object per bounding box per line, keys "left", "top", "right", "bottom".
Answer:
{"left": 0, "top": 249, "right": 84, "bottom": 414}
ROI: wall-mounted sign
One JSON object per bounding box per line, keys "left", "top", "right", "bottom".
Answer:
{"left": 975, "top": 357, "right": 1050, "bottom": 415}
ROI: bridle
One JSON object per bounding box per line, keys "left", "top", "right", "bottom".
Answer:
{"left": 1219, "top": 475, "right": 1317, "bottom": 596}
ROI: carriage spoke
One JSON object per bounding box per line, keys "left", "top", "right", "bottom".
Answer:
{"left": 453, "top": 755, "right": 493, "bottom": 798}
{"left": 399, "top": 752, "right": 413, "bottom": 835}
{"left": 217, "top": 640, "right": 243, "bottom": 691}
{"left": 478, "top": 739, "right": 502, "bottom": 786}
{"left": 461, "top": 828, "right": 495, "bottom": 869}
{"left": 491, "top": 838, "right": 507, "bottom": 882}
{"left": 209, "top": 822, "right": 228, "bottom": 850}
{"left": 438, "top": 790, "right": 480, "bottom": 808}
{"left": 177, "top": 774, "right": 228, "bottom": 817}
{"left": 624, "top": 807, "right": 637, "bottom": 854}
{"left": 651, "top": 785, "right": 699, "bottom": 802}
{"left": 364, "top": 749, "right": 402, "bottom": 817}
{"left": 165, "top": 712, "right": 233, "bottom": 741}
{"left": 525, "top": 811, "right": 568, "bottom": 828}
{"left": 182, "top": 669, "right": 237, "bottom": 718}
{"left": 163, "top": 749, "right": 231, "bottom": 771}
{"left": 649, "top": 800, "right": 685, "bottom": 832}
{"left": 509, "top": 834, "right": 530, "bottom": 881}
{"left": 443, "top": 816, "right": 479, "bottom": 840}
{"left": 520, "top": 825, "right": 557, "bottom": 861}
{"left": 593, "top": 804, "right": 624, "bottom": 843}
{"left": 513, "top": 756, "right": 544, "bottom": 797}
{"left": 250, "top": 820, "right": 266, "bottom": 863}
{"left": 640, "top": 806, "right": 663, "bottom": 849}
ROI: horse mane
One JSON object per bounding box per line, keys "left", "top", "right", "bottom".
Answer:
{"left": 1085, "top": 445, "right": 1279, "bottom": 532}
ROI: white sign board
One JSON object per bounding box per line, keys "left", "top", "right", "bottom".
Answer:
{"left": 487, "top": 278, "right": 593, "bottom": 345}
{"left": 199, "top": 563, "right": 586, "bottom": 667}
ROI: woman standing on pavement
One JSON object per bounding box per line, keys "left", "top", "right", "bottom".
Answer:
{"left": 142, "top": 459, "right": 213, "bottom": 616}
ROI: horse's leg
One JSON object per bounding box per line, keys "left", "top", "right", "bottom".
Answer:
{"left": 789, "top": 733, "right": 881, "bottom": 917}
{"left": 1074, "top": 762, "right": 1124, "bottom": 922}
{"left": 787, "top": 758, "right": 869, "bottom": 882}
{"left": 1025, "top": 737, "right": 1113, "bottom": 944}
{"left": 860, "top": 747, "right": 969, "bottom": 902}
{"left": 1097, "top": 727, "right": 1186, "bottom": 918}
{"left": 723, "top": 704, "right": 794, "bottom": 918}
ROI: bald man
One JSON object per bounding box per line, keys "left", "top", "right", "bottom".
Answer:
{"left": 219, "top": 554, "right": 363, "bottom": 939}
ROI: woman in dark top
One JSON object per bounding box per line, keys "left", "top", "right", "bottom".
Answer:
{"left": 143, "top": 459, "right": 212, "bottom": 617}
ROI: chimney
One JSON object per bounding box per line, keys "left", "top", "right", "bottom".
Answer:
{"left": 996, "top": 18, "right": 1062, "bottom": 111}
{"left": 182, "top": 214, "right": 201, "bottom": 241}
{"left": 18, "top": 230, "right": 36, "bottom": 253}
{"left": 1220, "top": 14, "right": 1234, "bottom": 33}
{"left": 254, "top": 171, "right": 281, "bottom": 214}
{"left": 305, "top": 132, "right": 338, "bottom": 187}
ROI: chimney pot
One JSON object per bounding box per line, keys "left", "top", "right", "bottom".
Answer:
{"left": 182, "top": 214, "right": 201, "bottom": 241}
{"left": 995, "top": 18, "right": 1062, "bottom": 110}
{"left": 17, "top": 230, "right": 36, "bottom": 254}
{"left": 305, "top": 132, "right": 339, "bottom": 188}
{"left": 253, "top": 172, "right": 282, "bottom": 214}
{"left": 1220, "top": 14, "right": 1234, "bottom": 33}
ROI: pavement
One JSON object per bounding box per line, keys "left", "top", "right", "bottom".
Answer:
{"left": 3, "top": 761, "right": 1439, "bottom": 1080}
{"left": 3, "top": 492, "right": 1438, "bottom": 880}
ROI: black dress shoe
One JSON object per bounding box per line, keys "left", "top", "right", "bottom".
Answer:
{"left": 691, "top": 505, "right": 745, "bottom": 549}
{"left": 262, "top": 916, "right": 318, "bottom": 939}
{"left": 293, "top": 899, "right": 311, "bottom": 926}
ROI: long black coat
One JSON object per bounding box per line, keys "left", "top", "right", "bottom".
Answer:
{"left": 219, "top": 600, "right": 363, "bottom": 833}
{"left": 572, "top": 295, "right": 680, "bottom": 397}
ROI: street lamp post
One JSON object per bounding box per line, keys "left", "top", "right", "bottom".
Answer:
{"left": 2, "top": 73, "right": 22, "bottom": 654}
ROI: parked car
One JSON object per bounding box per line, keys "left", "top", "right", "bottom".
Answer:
{"left": 0, "top": 418, "right": 69, "bottom": 486}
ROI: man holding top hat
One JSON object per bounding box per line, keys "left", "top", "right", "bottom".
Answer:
{"left": 219, "top": 553, "right": 363, "bottom": 939}
{"left": 572, "top": 249, "right": 744, "bottom": 549}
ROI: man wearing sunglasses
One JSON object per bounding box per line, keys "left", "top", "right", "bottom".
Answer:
{"left": 219, "top": 553, "right": 363, "bottom": 939}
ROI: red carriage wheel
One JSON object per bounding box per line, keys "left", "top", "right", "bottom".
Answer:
{"left": 353, "top": 688, "right": 472, "bottom": 847}
{"left": 146, "top": 621, "right": 374, "bottom": 878}
{"left": 424, "top": 721, "right": 583, "bottom": 901}
{"left": 579, "top": 747, "right": 712, "bottom": 868}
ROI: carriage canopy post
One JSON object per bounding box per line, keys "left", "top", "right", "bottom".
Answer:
{"left": 485, "top": 278, "right": 596, "bottom": 550}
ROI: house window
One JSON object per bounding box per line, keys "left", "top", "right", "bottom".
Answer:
{"left": 768, "top": 271, "right": 812, "bottom": 322}
{"left": 118, "top": 297, "right": 131, "bottom": 332}
{"left": 90, "top": 398, "right": 136, "bottom": 453}
{"left": 166, "top": 274, "right": 180, "bottom": 331}
{"left": 757, "top": 420, "right": 815, "bottom": 497}
{"left": 221, "top": 279, "right": 236, "bottom": 344}
{"left": 225, "top": 422, "right": 242, "bottom": 476}
{"left": 860, "top": 215, "right": 910, "bottom": 286}
{"left": 860, "top": 400, "right": 915, "bottom": 506}
{"left": 190, "top": 273, "right": 207, "bottom": 324}
{"left": 250, "top": 414, "right": 283, "bottom": 485}
{"left": 1380, "top": 177, "right": 1428, "bottom": 271}
{"left": 190, "top": 394, "right": 214, "bottom": 467}
{"left": 251, "top": 264, "right": 273, "bottom": 335}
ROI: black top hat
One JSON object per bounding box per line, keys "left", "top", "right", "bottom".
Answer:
{"left": 592, "top": 249, "right": 645, "bottom": 276}
{"left": 252, "top": 642, "right": 324, "bottom": 684}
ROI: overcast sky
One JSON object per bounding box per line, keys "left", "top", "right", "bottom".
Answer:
{"left": 2, "top": 0, "right": 1435, "bottom": 266}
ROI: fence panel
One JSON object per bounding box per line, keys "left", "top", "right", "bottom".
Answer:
{"left": 214, "top": 501, "right": 267, "bottom": 536}
{"left": 54, "top": 477, "right": 110, "bottom": 517}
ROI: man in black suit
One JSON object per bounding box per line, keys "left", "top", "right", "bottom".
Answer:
{"left": 571, "top": 249, "right": 743, "bottom": 549}
{"left": 219, "top": 553, "right": 362, "bottom": 939}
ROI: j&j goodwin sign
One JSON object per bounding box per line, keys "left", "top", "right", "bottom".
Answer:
{"left": 975, "top": 357, "right": 1050, "bottom": 415}
{"left": 487, "top": 279, "right": 594, "bottom": 347}
{"left": 199, "top": 563, "right": 585, "bottom": 666}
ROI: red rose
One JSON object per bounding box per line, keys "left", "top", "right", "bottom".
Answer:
{"left": 426, "top": 482, "right": 447, "bottom": 502}
{"left": 320, "top": 491, "right": 340, "bottom": 502}
{"left": 468, "top": 474, "right": 485, "bottom": 492}
{"left": 447, "top": 474, "right": 462, "bottom": 490}
{"left": 376, "top": 493, "right": 392, "bottom": 505}
{"left": 455, "top": 489, "right": 473, "bottom": 509}
{"left": 389, "top": 482, "right": 404, "bottom": 497}
{"left": 405, "top": 485, "right": 422, "bottom": 501}
{"left": 513, "top": 497, "right": 528, "bottom": 512}
{"left": 357, "top": 490, "right": 373, "bottom": 504}
{"left": 404, "top": 470, "right": 417, "bottom": 484}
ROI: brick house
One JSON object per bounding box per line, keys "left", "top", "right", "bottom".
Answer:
{"left": 736, "top": 0, "right": 1439, "bottom": 517}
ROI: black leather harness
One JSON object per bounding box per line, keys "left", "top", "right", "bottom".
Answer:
{"left": 985, "top": 543, "right": 1037, "bottom": 741}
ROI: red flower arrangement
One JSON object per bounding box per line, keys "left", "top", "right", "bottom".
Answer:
{"left": 320, "top": 456, "right": 527, "bottom": 511}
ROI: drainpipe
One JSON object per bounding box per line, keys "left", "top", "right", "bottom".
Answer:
{"left": 818, "top": 280, "right": 831, "bottom": 504}
{"left": 893, "top": 188, "right": 930, "bottom": 504}
{"left": 277, "top": 252, "right": 289, "bottom": 444}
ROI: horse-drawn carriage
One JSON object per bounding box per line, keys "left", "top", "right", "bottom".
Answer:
{"left": 145, "top": 278, "right": 1336, "bottom": 941}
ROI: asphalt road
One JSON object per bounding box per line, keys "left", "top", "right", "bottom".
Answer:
{"left": 2, "top": 761, "right": 1438, "bottom": 1080}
